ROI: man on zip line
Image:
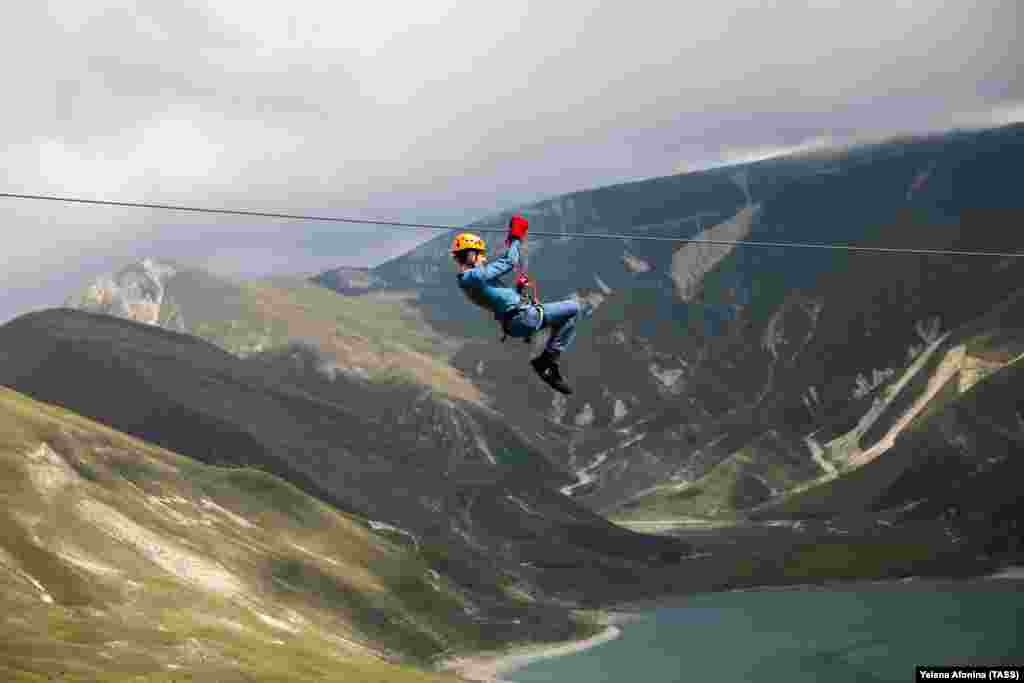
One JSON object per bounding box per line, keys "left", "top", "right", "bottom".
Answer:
{"left": 452, "top": 214, "right": 583, "bottom": 395}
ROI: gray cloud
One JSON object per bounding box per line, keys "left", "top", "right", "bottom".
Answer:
{"left": 1, "top": 0, "right": 1021, "bottom": 321}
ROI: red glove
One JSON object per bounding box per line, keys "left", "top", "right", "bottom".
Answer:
{"left": 506, "top": 214, "right": 529, "bottom": 245}
{"left": 515, "top": 273, "right": 531, "bottom": 290}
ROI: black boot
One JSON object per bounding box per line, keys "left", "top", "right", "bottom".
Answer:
{"left": 531, "top": 350, "right": 573, "bottom": 395}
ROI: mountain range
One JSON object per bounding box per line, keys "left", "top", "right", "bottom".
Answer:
{"left": 314, "top": 124, "right": 1024, "bottom": 531}
{"left": 3, "top": 122, "right": 1020, "bottom": 679}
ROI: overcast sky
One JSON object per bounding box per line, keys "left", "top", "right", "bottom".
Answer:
{"left": 1, "top": 0, "right": 1021, "bottom": 320}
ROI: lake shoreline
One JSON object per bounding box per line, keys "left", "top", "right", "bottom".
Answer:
{"left": 436, "top": 611, "right": 643, "bottom": 682}
{"left": 437, "top": 563, "right": 1024, "bottom": 682}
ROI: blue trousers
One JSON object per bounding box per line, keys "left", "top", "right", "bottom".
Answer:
{"left": 504, "top": 299, "right": 587, "bottom": 354}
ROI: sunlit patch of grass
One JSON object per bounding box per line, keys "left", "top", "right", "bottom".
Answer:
{"left": 188, "top": 465, "right": 327, "bottom": 528}
{"left": 0, "top": 601, "right": 462, "bottom": 682}
{"left": 613, "top": 443, "right": 812, "bottom": 520}
{"left": 184, "top": 278, "right": 481, "bottom": 402}
{"left": 265, "top": 557, "right": 449, "bottom": 663}
{"left": 0, "top": 509, "right": 110, "bottom": 607}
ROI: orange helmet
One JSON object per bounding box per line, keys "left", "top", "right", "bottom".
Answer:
{"left": 451, "top": 232, "right": 486, "bottom": 255}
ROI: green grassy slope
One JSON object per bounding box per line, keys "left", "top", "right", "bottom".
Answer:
{"left": 0, "top": 386, "right": 574, "bottom": 681}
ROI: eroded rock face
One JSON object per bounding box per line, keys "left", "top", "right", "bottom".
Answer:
{"left": 671, "top": 205, "right": 762, "bottom": 303}
{"left": 574, "top": 403, "right": 595, "bottom": 427}
{"left": 622, "top": 252, "right": 652, "bottom": 273}
{"left": 25, "top": 442, "right": 82, "bottom": 502}
{"left": 69, "top": 258, "right": 186, "bottom": 332}
{"left": 312, "top": 267, "right": 387, "bottom": 294}
{"left": 77, "top": 498, "right": 246, "bottom": 597}
{"left": 649, "top": 364, "right": 684, "bottom": 390}
{"left": 760, "top": 293, "right": 825, "bottom": 363}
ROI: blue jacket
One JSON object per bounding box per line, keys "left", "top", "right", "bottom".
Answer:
{"left": 456, "top": 240, "right": 523, "bottom": 320}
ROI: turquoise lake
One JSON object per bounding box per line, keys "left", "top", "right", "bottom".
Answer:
{"left": 510, "top": 579, "right": 1024, "bottom": 682}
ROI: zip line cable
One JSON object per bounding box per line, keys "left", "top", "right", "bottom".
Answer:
{"left": 1, "top": 191, "right": 1020, "bottom": 258}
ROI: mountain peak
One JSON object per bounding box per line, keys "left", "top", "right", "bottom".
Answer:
{"left": 67, "top": 257, "right": 187, "bottom": 331}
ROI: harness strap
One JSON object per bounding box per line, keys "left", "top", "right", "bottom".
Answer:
{"left": 499, "top": 301, "right": 545, "bottom": 344}
{"left": 499, "top": 239, "right": 543, "bottom": 344}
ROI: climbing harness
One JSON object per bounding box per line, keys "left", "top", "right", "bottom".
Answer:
{"left": 497, "top": 286, "right": 544, "bottom": 344}
{"left": 499, "top": 240, "right": 544, "bottom": 345}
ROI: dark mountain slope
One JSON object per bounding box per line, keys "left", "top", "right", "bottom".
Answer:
{"left": 0, "top": 309, "right": 692, "bottom": 621}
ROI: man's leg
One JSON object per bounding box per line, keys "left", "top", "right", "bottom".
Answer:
{"left": 530, "top": 299, "right": 581, "bottom": 394}
{"left": 540, "top": 299, "right": 581, "bottom": 354}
